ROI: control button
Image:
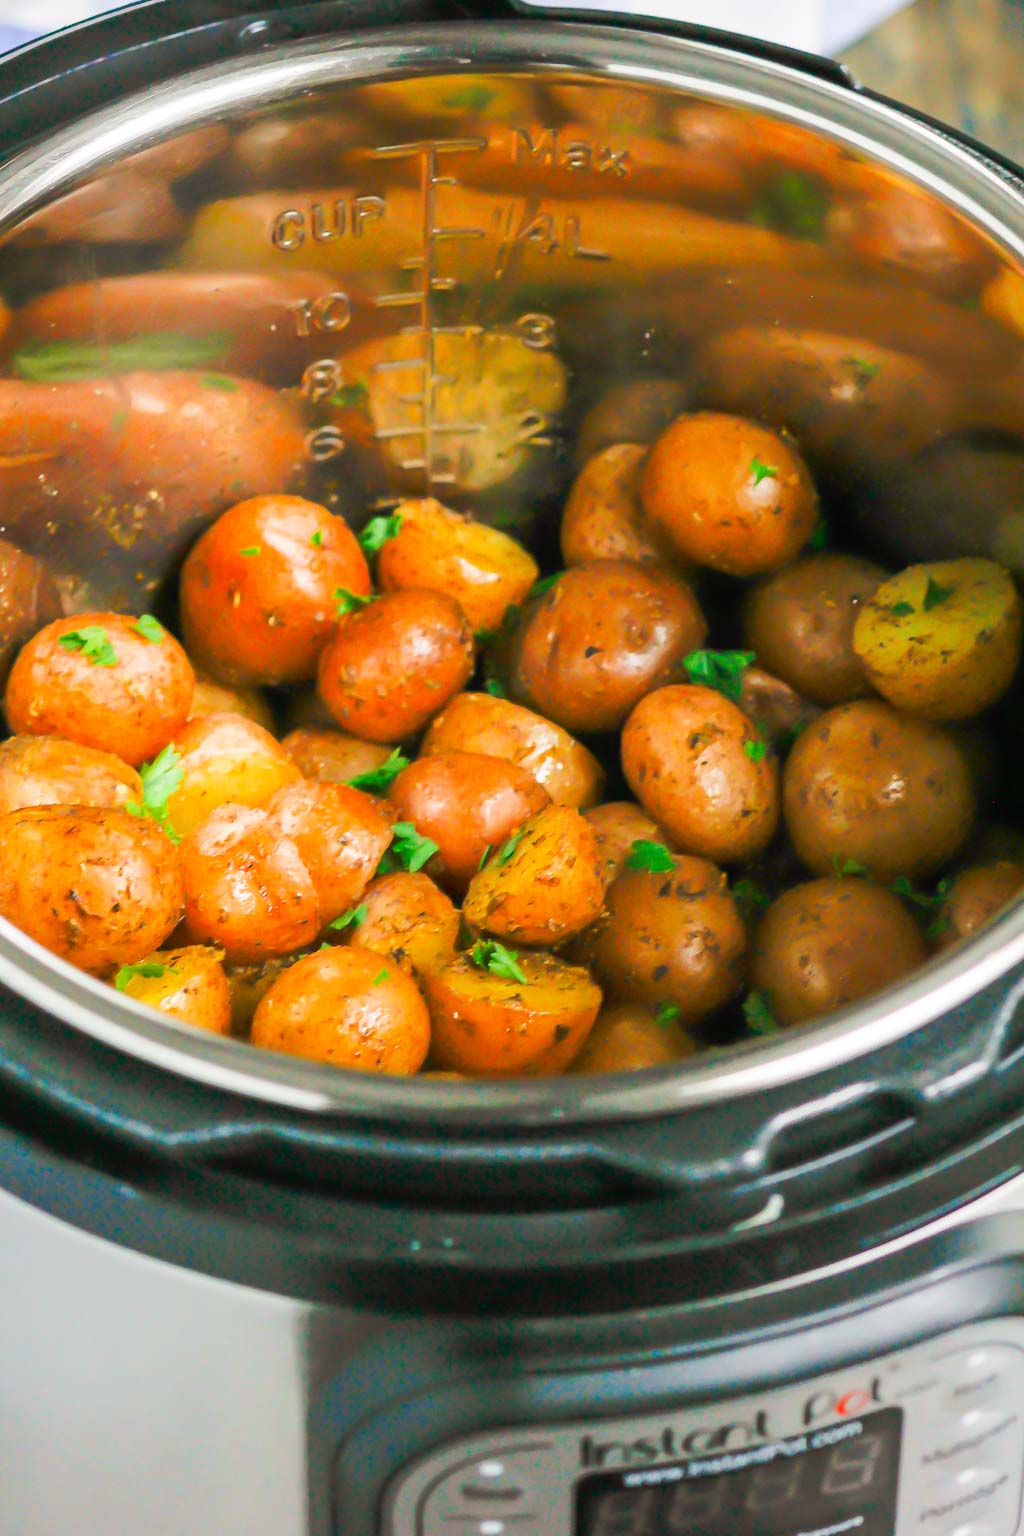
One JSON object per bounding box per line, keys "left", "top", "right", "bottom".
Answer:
{"left": 922, "top": 1407, "right": 1020, "bottom": 1467}
{"left": 942, "top": 1348, "right": 1014, "bottom": 1410}
{"left": 939, "top": 1526, "right": 996, "bottom": 1536}
{"left": 920, "top": 1465, "right": 1011, "bottom": 1523}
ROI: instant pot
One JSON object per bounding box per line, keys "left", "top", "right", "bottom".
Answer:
{"left": 4, "top": 3, "right": 1024, "bottom": 1534}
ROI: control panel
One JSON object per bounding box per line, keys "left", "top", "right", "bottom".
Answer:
{"left": 381, "top": 1318, "right": 1024, "bottom": 1535}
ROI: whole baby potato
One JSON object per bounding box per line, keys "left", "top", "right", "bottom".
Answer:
{"left": 509, "top": 561, "right": 707, "bottom": 733}
{"left": 0, "top": 734, "right": 141, "bottom": 815}
{"left": 263, "top": 779, "right": 393, "bottom": 924}
{"left": 0, "top": 539, "right": 62, "bottom": 688}
{"left": 188, "top": 668, "right": 275, "bottom": 733}
{"left": 251, "top": 946, "right": 430, "bottom": 1074}
{"left": 750, "top": 877, "right": 928, "bottom": 1025}
{"left": 6, "top": 611, "right": 194, "bottom": 767}
{"left": 425, "top": 950, "right": 601, "bottom": 1077}
{"left": 583, "top": 801, "right": 667, "bottom": 885}
{"left": 561, "top": 444, "right": 674, "bottom": 568}
{"left": 388, "top": 751, "right": 549, "bottom": 894}
{"left": 783, "top": 700, "right": 976, "bottom": 881}
{"left": 0, "top": 805, "right": 183, "bottom": 976}
{"left": 463, "top": 804, "right": 606, "bottom": 946}
{"left": 281, "top": 728, "right": 393, "bottom": 786}
{"left": 421, "top": 692, "right": 605, "bottom": 808}
{"left": 737, "top": 666, "right": 820, "bottom": 751}
{"left": 115, "top": 945, "right": 232, "bottom": 1035}
{"left": 577, "top": 854, "right": 746, "bottom": 1023}
{"left": 317, "top": 589, "right": 475, "bottom": 743}
{"left": 640, "top": 412, "right": 818, "bottom": 577}
{"left": 574, "top": 378, "right": 689, "bottom": 467}
{"left": 569, "top": 1002, "right": 698, "bottom": 1074}
{"left": 622, "top": 684, "right": 779, "bottom": 863}
{"left": 934, "top": 861, "right": 1024, "bottom": 951}
{"left": 347, "top": 871, "right": 460, "bottom": 981}
{"left": 742, "top": 553, "right": 887, "bottom": 705}
{"left": 167, "top": 712, "right": 302, "bottom": 838}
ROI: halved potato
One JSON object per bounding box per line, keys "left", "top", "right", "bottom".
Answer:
{"left": 463, "top": 804, "right": 605, "bottom": 945}
{"left": 114, "top": 945, "right": 231, "bottom": 1034}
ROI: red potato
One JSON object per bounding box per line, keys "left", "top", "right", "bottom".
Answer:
{"left": 376, "top": 499, "right": 539, "bottom": 634}
{"left": 0, "top": 735, "right": 141, "bottom": 816}
{"left": 0, "top": 373, "right": 308, "bottom": 605}
{"left": 737, "top": 667, "right": 820, "bottom": 752}
{"left": 347, "top": 871, "right": 460, "bottom": 981}
{"left": 569, "top": 1002, "right": 698, "bottom": 1074}
{"left": 0, "top": 540, "right": 62, "bottom": 688}
{"left": 280, "top": 728, "right": 393, "bottom": 786}
{"left": 5, "top": 611, "right": 194, "bottom": 767}
{"left": 463, "top": 804, "right": 606, "bottom": 946}
{"left": 574, "top": 380, "right": 690, "bottom": 467}
{"left": 425, "top": 951, "right": 601, "bottom": 1076}
{"left": 388, "top": 751, "right": 550, "bottom": 894}
{"left": 0, "top": 805, "right": 183, "bottom": 977}
{"left": 317, "top": 589, "right": 475, "bottom": 743}
{"left": 263, "top": 780, "right": 392, "bottom": 925}
{"left": 421, "top": 692, "right": 605, "bottom": 808}
{"left": 583, "top": 801, "right": 667, "bottom": 885}
{"left": 189, "top": 669, "right": 276, "bottom": 733}
{"left": 835, "top": 168, "right": 995, "bottom": 298}
{"left": 115, "top": 945, "right": 232, "bottom": 1035}
{"left": 934, "top": 861, "right": 1024, "bottom": 951}
{"left": 561, "top": 443, "right": 674, "bottom": 567}
{"left": 251, "top": 946, "right": 430, "bottom": 1074}
{"left": 166, "top": 713, "right": 302, "bottom": 838}
{"left": 6, "top": 172, "right": 184, "bottom": 246}
{"left": 179, "top": 803, "right": 319, "bottom": 964}
{"left": 180, "top": 495, "right": 371, "bottom": 686}
{"left": 622, "top": 684, "right": 780, "bottom": 863}
{"left": 508, "top": 560, "right": 707, "bottom": 733}
{"left": 640, "top": 412, "right": 818, "bottom": 577}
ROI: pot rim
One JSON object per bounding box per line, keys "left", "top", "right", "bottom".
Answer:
{"left": 1, "top": 18, "right": 1023, "bottom": 1124}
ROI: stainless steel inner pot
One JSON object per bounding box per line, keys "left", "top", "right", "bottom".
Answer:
{"left": 2, "top": 19, "right": 1024, "bottom": 1122}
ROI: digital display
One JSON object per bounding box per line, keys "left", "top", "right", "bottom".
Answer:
{"left": 575, "top": 1407, "right": 902, "bottom": 1536}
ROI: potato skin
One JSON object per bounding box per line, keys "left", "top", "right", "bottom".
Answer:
{"left": 388, "top": 751, "right": 549, "bottom": 894}
{"left": 348, "top": 871, "right": 459, "bottom": 981}
{"left": 561, "top": 444, "right": 673, "bottom": 567}
{"left": 179, "top": 495, "right": 371, "bottom": 686}
{"left": 737, "top": 666, "right": 820, "bottom": 751}
{"left": 280, "top": 728, "right": 393, "bottom": 786}
{"left": 0, "top": 734, "right": 141, "bottom": 816}
{"left": 317, "top": 589, "right": 475, "bottom": 743}
{"left": 622, "top": 684, "right": 780, "bottom": 863}
{"left": 425, "top": 951, "right": 601, "bottom": 1076}
{"left": 463, "top": 805, "right": 605, "bottom": 945}
{"left": 569, "top": 1002, "right": 698, "bottom": 1074}
{"left": 934, "top": 861, "right": 1024, "bottom": 951}
{"left": 0, "top": 539, "right": 62, "bottom": 688}
{"left": 376, "top": 498, "right": 538, "bottom": 633}
{"left": 179, "top": 803, "right": 319, "bottom": 964}
{"left": 742, "top": 553, "right": 887, "bottom": 706}
{"left": 251, "top": 946, "right": 430, "bottom": 1074}
{"left": 0, "top": 805, "right": 183, "bottom": 976}
{"left": 574, "top": 378, "right": 689, "bottom": 467}
{"left": 852, "top": 559, "right": 1022, "bottom": 721}
{"left": 421, "top": 692, "right": 605, "bottom": 808}
{"left": 640, "top": 412, "right": 818, "bottom": 577}
{"left": 5, "top": 612, "right": 195, "bottom": 767}
{"left": 783, "top": 700, "right": 976, "bottom": 881}
{"left": 577, "top": 855, "right": 746, "bottom": 1022}
{"left": 167, "top": 712, "right": 302, "bottom": 837}
{"left": 189, "top": 669, "right": 275, "bottom": 733}
{"left": 509, "top": 560, "right": 707, "bottom": 733}
{"left": 750, "top": 877, "right": 928, "bottom": 1025}
{"left": 116, "top": 945, "right": 232, "bottom": 1034}
{"left": 264, "top": 780, "right": 392, "bottom": 925}
{"left": 583, "top": 801, "right": 666, "bottom": 885}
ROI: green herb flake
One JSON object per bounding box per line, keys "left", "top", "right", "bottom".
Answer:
{"left": 732, "top": 878, "right": 772, "bottom": 920}
{"left": 11, "top": 330, "right": 231, "bottom": 382}
{"left": 115, "top": 961, "right": 179, "bottom": 991}
{"left": 310, "top": 530, "right": 324, "bottom": 549}
{"left": 744, "top": 738, "right": 766, "bottom": 763}
{"left": 442, "top": 83, "right": 494, "bottom": 112}
{"left": 682, "top": 648, "right": 755, "bottom": 704}
{"left": 335, "top": 587, "right": 374, "bottom": 616}
{"left": 832, "top": 855, "right": 872, "bottom": 879}
{"left": 655, "top": 1002, "right": 681, "bottom": 1029}
{"left": 202, "top": 374, "right": 238, "bottom": 392}
{"left": 485, "top": 677, "right": 507, "bottom": 698}
{"left": 132, "top": 614, "right": 164, "bottom": 644}
{"left": 372, "top": 967, "right": 390, "bottom": 985}
{"left": 922, "top": 576, "right": 955, "bottom": 612}
{"left": 891, "top": 874, "right": 951, "bottom": 914}
{"left": 497, "top": 831, "right": 525, "bottom": 866}
{"left": 626, "top": 839, "right": 675, "bottom": 874}
{"left": 329, "top": 379, "right": 370, "bottom": 411}
{"left": 125, "top": 744, "right": 184, "bottom": 844}
{"left": 889, "top": 601, "right": 915, "bottom": 617}
{"left": 358, "top": 512, "right": 403, "bottom": 556}
{"left": 240, "top": 546, "right": 261, "bottom": 558}
{"left": 844, "top": 355, "right": 882, "bottom": 386}
{"left": 478, "top": 843, "right": 493, "bottom": 870}
{"left": 749, "top": 171, "right": 830, "bottom": 241}
{"left": 470, "top": 939, "right": 527, "bottom": 985}
{"left": 329, "top": 903, "right": 368, "bottom": 932}
{"left": 380, "top": 821, "right": 439, "bottom": 875}
{"left": 58, "top": 625, "right": 118, "bottom": 667}
{"left": 807, "top": 519, "right": 829, "bottom": 550}
{"left": 529, "top": 572, "right": 563, "bottom": 599}
{"left": 346, "top": 748, "right": 409, "bottom": 793}
{"left": 750, "top": 455, "right": 778, "bottom": 486}
{"left": 743, "top": 989, "right": 778, "bottom": 1035}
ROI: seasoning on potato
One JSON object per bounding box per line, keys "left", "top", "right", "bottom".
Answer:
{"left": 0, "top": 734, "right": 142, "bottom": 816}
{"left": 421, "top": 691, "right": 605, "bottom": 808}
{"left": 114, "top": 946, "right": 232, "bottom": 1035}
{"left": 281, "top": 729, "right": 397, "bottom": 787}
{"left": 583, "top": 801, "right": 668, "bottom": 886}
{"left": 166, "top": 711, "right": 302, "bottom": 837}
{"left": 463, "top": 804, "right": 606, "bottom": 946}
{"left": 344, "top": 870, "right": 460, "bottom": 981}
{"left": 263, "top": 779, "right": 393, "bottom": 925}
{"left": 561, "top": 443, "right": 672, "bottom": 568}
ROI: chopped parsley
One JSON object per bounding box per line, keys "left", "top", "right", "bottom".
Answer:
{"left": 202, "top": 374, "right": 238, "bottom": 392}
{"left": 470, "top": 939, "right": 527, "bottom": 984}
{"left": 888, "top": 601, "right": 915, "bottom": 617}
{"left": 372, "top": 967, "right": 390, "bottom": 985}
{"left": 750, "top": 455, "right": 778, "bottom": 485}
{"left": 115, "top": 960, "right": 179, "bottom": 991}
{"left": 125, "top": 744, "right": 183, "bottom": 844}
{"left": 744, "top": 738, "right": 767, "bottom": 763}
{"left": 380, "top": 822, "right": 439, "bottom": 874}
{"left": 58, "top": 626, "right": 117, "bottom": 667}
{"left": 807, "top": 519, "right": 829, "bottom": 550}
{"left": 132, "top": 614, "right": 164, "bottom": 644}
{"left": 358, "top": 512, "right": 403, "bottom": 556}
{"left": 11, "top": 331, "right": 230, "bottom": 382}
{"left": 529, "top": 572, "right": 563, "bottom": 599}
{"left": 240, "top": 546, "right": 261, "bottom": 557}
{"left": 478, "top": 844, "right": 493, "bottom": 870}
{"left": 485, "top": 677, "right": 507, "bottom": 697}
{"left": 844, "top": 355, "right": 882, "bottom": 386}
{"left": 329, "top": 904, "right": 368, "bottom": 932}
{"left": 655, "top": 1002, "right": 681, "bottom": 1028}
{"left": 346, "top": 748, "right": 409, "bottom": 793}
{"left": 329, "top": 379, "right": 370, "bottom": 411}
{"left": 833, "top": 856, "right": 872, "bottom": 879}
{"left": 749, "top": 171, "right": 830, "bottom": 241}
{"left": 683, "top": 648, "right": 755, "bottom": 704}
{"left": 335, "top": 587, "right": 374, "bottom": 616}
{"left": 626, "top": 839, "right": 675, "bottom": 874}
{"left": 310, "top": 530, "right": 324, "bottom": 548}
{"left": 732, "top": 878, "right": 772, "bottom": 921}
{"left": 442, "top": 83, "right": 494, "bottom": 112}
{"left": 497, "top": 830, "right": 526, "bottom": 866}
{"left": 891, "top": 874, "right": 952, "bottom": 914}
{"left": 922, "top": 576, "right": 955, "bottom": 612}
{"left": 744, "top": 990, "right": 778, "bottom": 1035}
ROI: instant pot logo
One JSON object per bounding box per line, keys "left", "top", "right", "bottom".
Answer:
{"left": 579, "top": 1377, "right": 885, "bottom": 1468}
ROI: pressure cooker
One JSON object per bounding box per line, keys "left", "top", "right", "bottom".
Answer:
{"left": 4, "top": 2, "right": 1024, "bottom": 1534}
